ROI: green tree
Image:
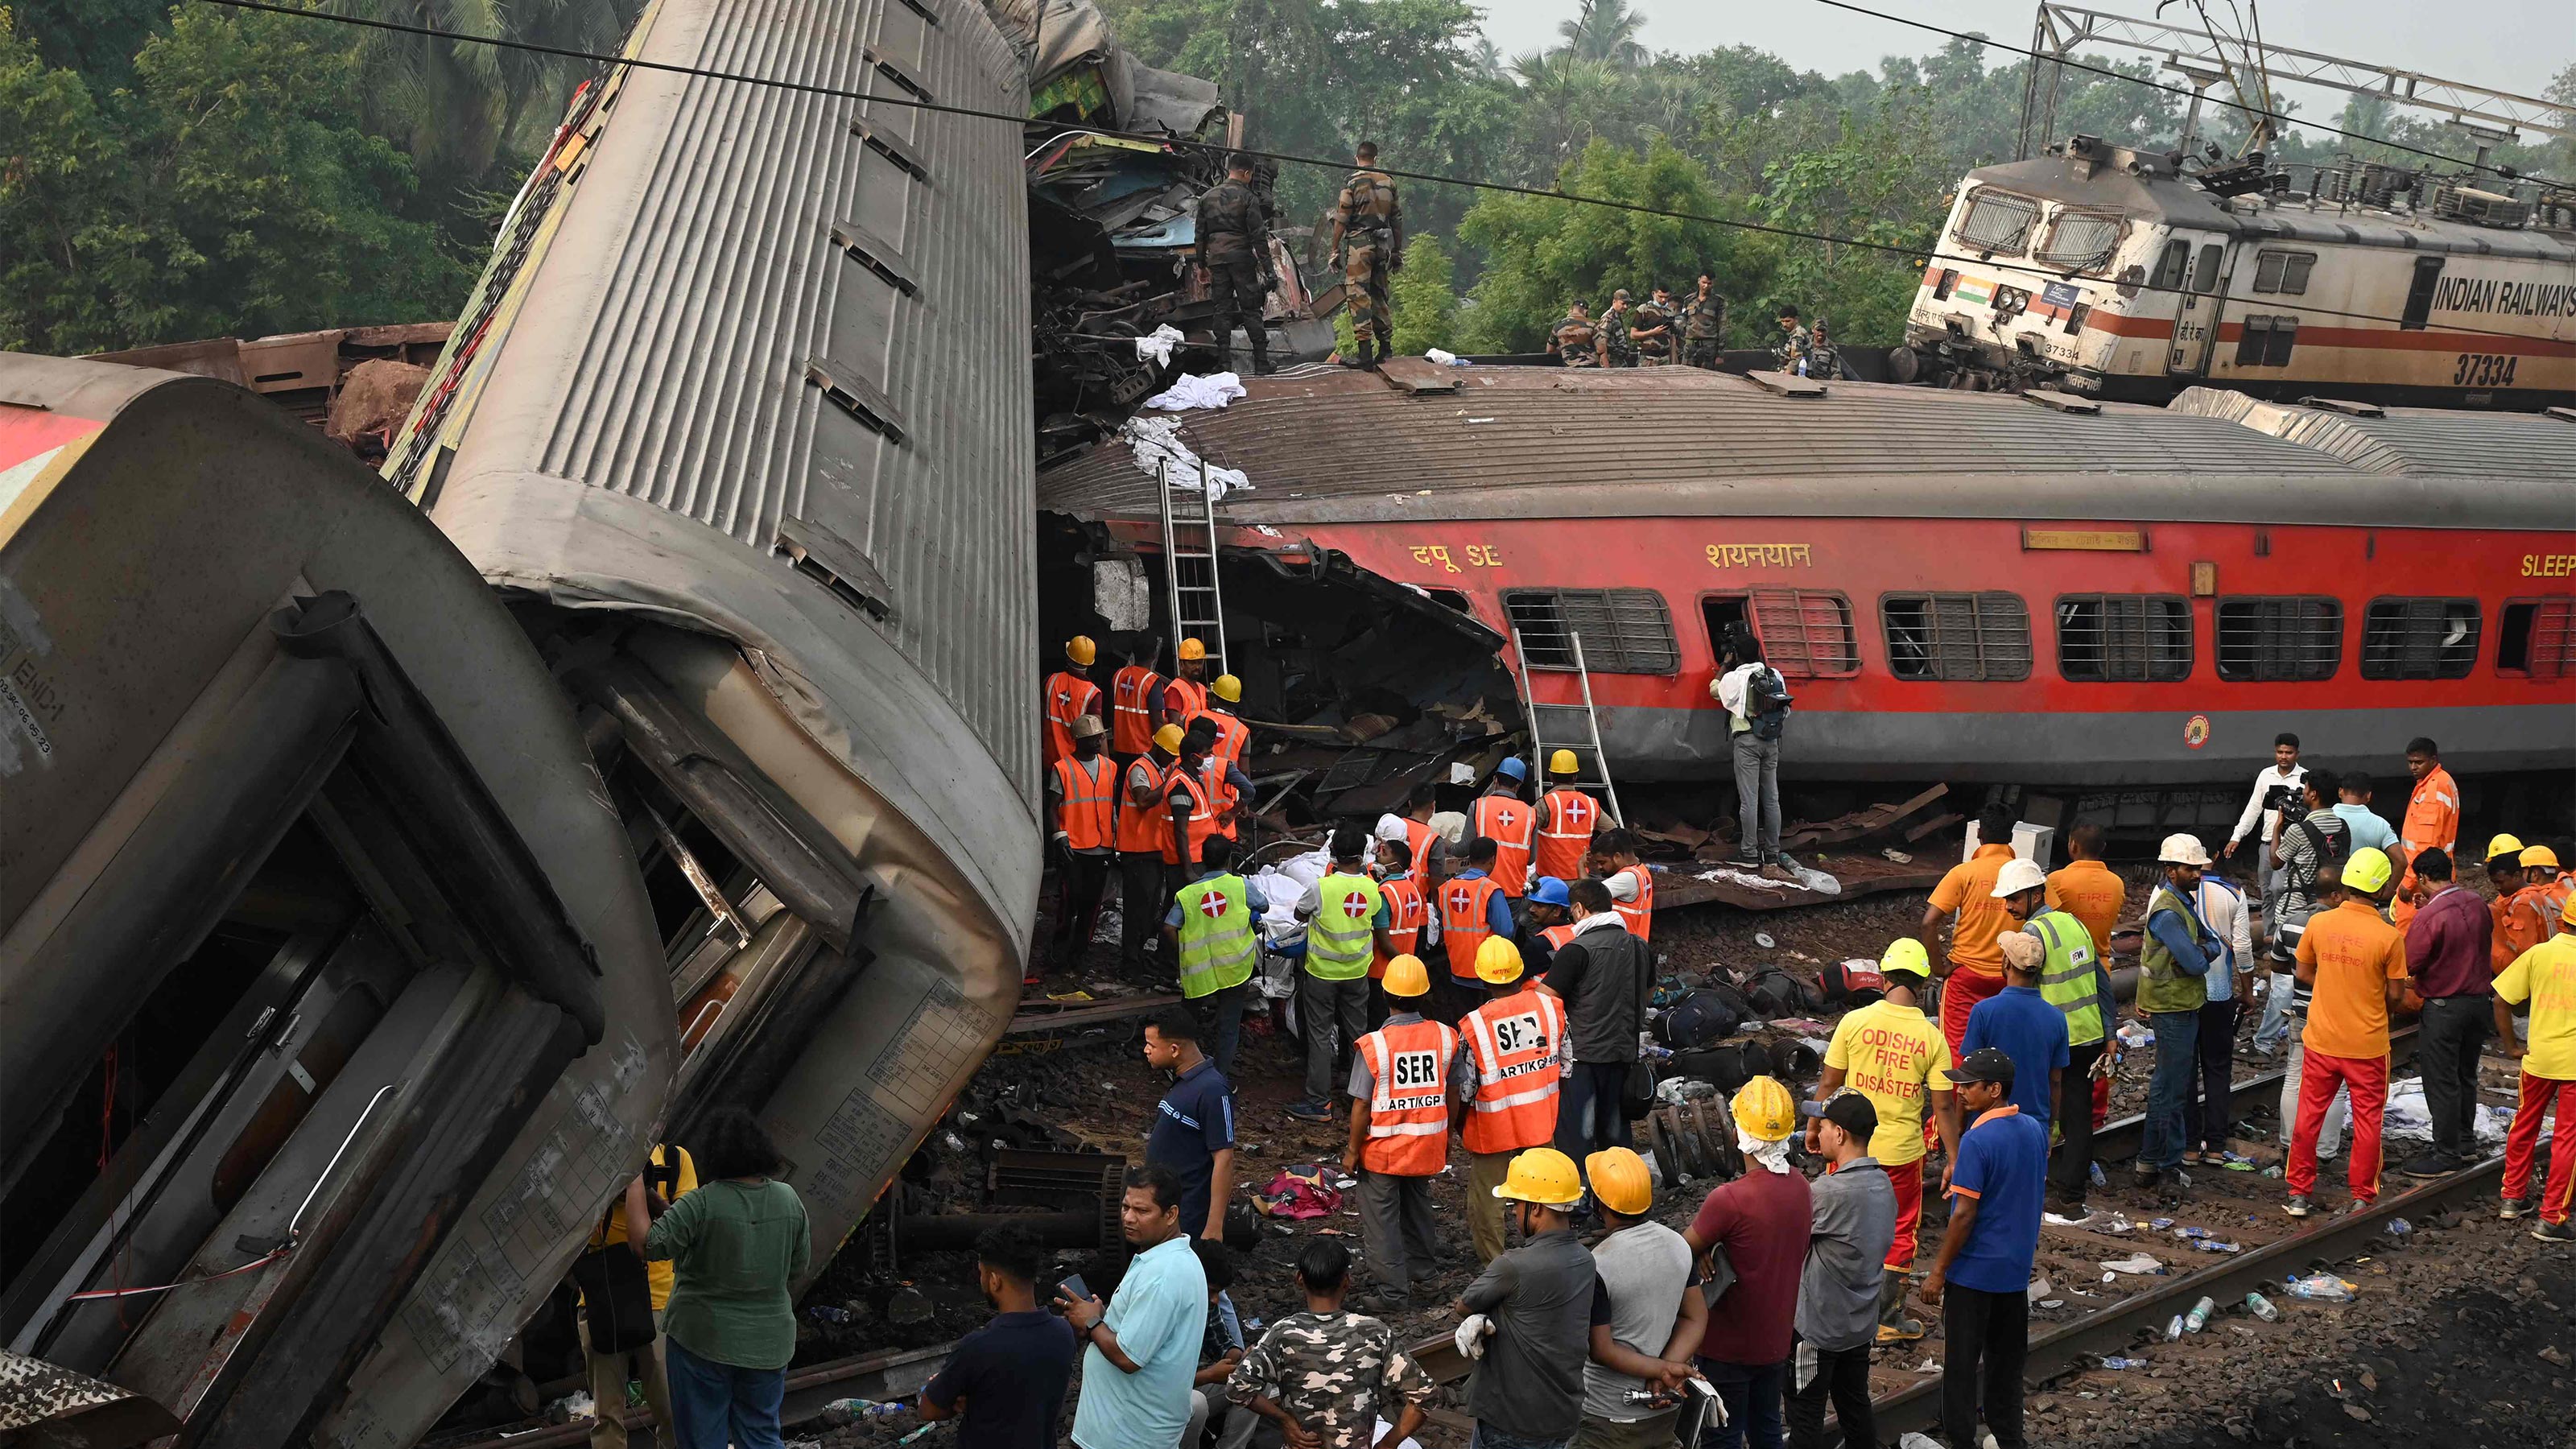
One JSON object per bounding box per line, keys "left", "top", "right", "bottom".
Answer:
{"left": 1554, "top": 0, "right": 1645, "bottom": 70}
{"left": 337, "top": 0, "right": 635, "bottom": 194}
{"left": 0, "top": 9, "right": 159, "bottom": 349}
{"left": 1386, "top": 232, "right": 1457, "bottom": 353}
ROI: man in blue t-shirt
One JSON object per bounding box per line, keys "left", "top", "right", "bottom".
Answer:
{"left": 1921, "top": 1049, "right": 2047, "bottom": 1449}
{"left": 1961, "top": 930, "right": 2070, "bottom": 1128}
{"left": 1142, "top": 1006, "right": 1236, "bottom": 1241}
{"left": 919, "top": 1224, "right": 1077, "bottom": 1447}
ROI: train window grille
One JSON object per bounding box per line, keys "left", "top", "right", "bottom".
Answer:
{"left": 1504, "top": 589, "right": 1679, "bottom": 675}
{"left": 2498, "top": 597, "right": 2575, "bottom": 680}
{"left": 1748, "top": 590, "right": 1860, "bottom": 679}
{"left": 1880, "top": 592, "right": 2033, "bottom": 682}
{"left": 2252, "top": 250, "right": 2315, "bottom": 295}
{"left": 2215, "top": 597, "right": 2342, "bottom": 681}
{"left": 2056, "top": 595, "right": 2191, "bottom": 682}
{"left": 2234, "top": 316, "right": 2297, "bottom": 367}
{"left": 2035, "top": 209, "right": 2123, "bottom": 270}
{"left": 2359, "top": 597, "right": 2480, "bottom": 680}
{"left": 1958, "top": 190, "right": 2040, "bottom": 255}
{"left": 2149, "top": 239, "right": 2190, "bottom": 291}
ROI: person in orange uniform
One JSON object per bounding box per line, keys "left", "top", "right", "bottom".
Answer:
{"left": 2487, "top": 837, "right": 2549, "bottom": 973}
{"left": 1048, "top": 715, "right": 1119, "bottom": 972}
{"left": 1437, "top": 837, "right": 1517, "bottom": 1025}
{"left": 1471, "top": 758, "right": 1537, "bottom": 900}
{"left": 1922, "top": 803, "right": 2025, "bottom": 1058}
{"left": 1162, "top": 719, "right": 1223, "bottom": 886}
{"left": 2494, "top": 893, "right": 2576, "bottom": 1240}
{"left": 1196, "top": 675, "right": 1254, "bottom": 837}
{"left": 1158, "top": 638, "right": 1213, "bottom": 735}
{"left": 1109, "top": 641, "right": 1165, "bottom": 766}
{"left": 2044, "top": 824, "right": 2126, "bottom": 959}
{"left": 2394, "top": 736, "right": 2460, "bottom": 926}
{"left": 1372, "top": 837, "right": 1429, "bottom": 1026}
{"left": 1592, "top": 828, "right": 1655, "bottom": 943}
{"left": 1044, "top": 636, "right": 1104, "bottom": 772}
{"left": 2284, "top": 847, "right": 2409, "bottom": 1217}
{"left": 1533, "top": 750, "right": 1600, "bottom": 886}
{"left": 1344, "top": 956, "right": 1457, "bottom": 1307}
{"left": 1117, "top": 724, "right": 1185, "bottom": 973}
{"left": 1453, "top": 935, "right": 1567, "bottom": 1265}
{"left": 2524, "top": 845, "right": 2573, "bottom": 931}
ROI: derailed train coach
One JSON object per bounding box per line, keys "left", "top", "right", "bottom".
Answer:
{"left": 0, "top": 355, "right": 675, "bottom": 1446}
{"left": 381, "top": 0, "right": 1039, "bottom": 1315}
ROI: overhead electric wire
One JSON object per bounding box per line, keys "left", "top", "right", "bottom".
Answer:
{"left": 1798, "top": 0, "right": 2570, "bottom": 188}
{"left": 188, "top": 0, "right": 2566, "bottom": 347}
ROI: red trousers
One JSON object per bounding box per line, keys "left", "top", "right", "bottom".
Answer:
{"left": 2288, "top": 1046, "right": 2387, "bottom": 1202}
{"left": 1885, "top": 1157, "right": 1924, "bottom": 1269}
{"left": 2504, "top": 1071, "right": 2576, "bottom": 1224}
{"left": 1940, "top": 968, "right": 2005, "bottom": 1059}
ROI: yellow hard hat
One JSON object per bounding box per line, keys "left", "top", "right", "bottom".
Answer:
{"left": 2522, "top": 844, "right": 2562, "bottom": 870}
{"left": 1475, "top": 935, "right": 1525, "bottom": 984}
{"left": 1583, "top": 1147, "right": 1654, "bottom": 1216}
{"left": 1066, "top": 634, "right": 1097, "bottom": 666}
{"left": 1211, "top": 673, "right": 1243, "bottom": 704}
{"left": 1382, "top": 953, "right": 1431, "bottom": 997}
{"left": 1732, "top": 1075, "right": 1797, "bottom": 1142}
{"left": 1177, "top": 638, "right": 1208, "bottom": 661}
{"left": 1879, "top": 936, "right": 1931, "bottom": 980}
{"left": 1493, "top": 1147, "right": 1584, "bottom": 1207}
{"left": 1550, "top": 749, "right": 1579, "bottom": 778}
{"left": 1153, "top": 723, "right": 1185, "bottom": 753}
{"left": 2562, "top": 893, "right": 2576, "bottom": 927}
{"left": 2486, "top": 832, "right": 2527, "bottom": 864}
{"left": 2343, "top": 845, "right": 2394, "bottom": 894}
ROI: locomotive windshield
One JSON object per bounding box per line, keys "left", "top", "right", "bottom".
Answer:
{"left": 1956, "top": 189, "right": 2040, "bottom": 254}
{"left": 2035, "top": 209, "right": 2124, "bottom": 270}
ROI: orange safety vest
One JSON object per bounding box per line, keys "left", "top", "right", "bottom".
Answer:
{"left": 1115, "top": 755, "right": 1170, "bottom": 855}
{"left": 1053, "top": 753, "right": 1117, "bottom": 851}
{"left": 1459, "top": 988, "right": 1567, "bottom": 1154}
{"left": 1440, "top": 874, "right": 1503, "bottom": 980}
{"left": 1401, "top": 817, "right": 1438, "bottom": 890}
{"left": 1359, "top": 1018, "right": 1456, "bottom": 1175}
{"left": 1377, "top": 875, "right": 1426, "bottom": 978}
{"left": 1472, "top": 795, "right": 1536, "bottom": 898}
{"left": 1198, "top": 754, "right": 1239, "bottom": 841}
{"left": 1111, "top": 667, "right": 1162, "bottom": 755}
{"left": 1161, "top": 765, "right": 1219, "bottom": 866}
{"left": 1534, "top": 789, "right": 1598, "bottom": 885}
{"left": 1165, "top": 675, "right": 1210, "bottom": 731}
{"left": 1612, "top": 863, "right": 1655, "bottom": 942}
{"left": 1541, "top": 923, "right": 1576, "bottom": 951}
{"left": 1042, "top": 671, "right": 1101, "bottom": 770}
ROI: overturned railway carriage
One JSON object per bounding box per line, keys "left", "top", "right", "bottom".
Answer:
{"left": 1901, "top": 137, "right": 2576, "bottom": 408}
{"left": 1038, "top": 368, "right": 2576, "bottom": 803}
{"left": 382, "top": 0, "right": 1039, "bottom": 1315}
{"left": 0, "top": 355, "right": 674, "bottom": 1447}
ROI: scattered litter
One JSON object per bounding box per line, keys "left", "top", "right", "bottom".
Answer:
{"left": 1880, "top": 848, "right": 1913, "bottom": 863}
{"left": 2285, "top": 1273, "right": 2356, "bottom": 1302}
{"left": 2186, "top": 1237, "right": 2243, "bottom": 1253}
{"left": 2039, "top": 1299, "right": 2065, "bottom": 1309}
{"left": 2098, "top": 1356, "right": 2147, "bottom": 1370}
{"left": 2117, "top": 1021, "right": 2153, "bottom": 1048}
{"left": 1144, "top": 370, "right": 1248, "bottom": 411}
{"left": 2184, "top": 1295, "right": 2215, "bottom": 1332}
{"left": 552, "top": 1391, "right": 595, "bottom": 1422}
{"left": 2384, "top": 1217, "right": 2412, "bottom": 1237}
{"left": 1425, "top": 348, "right": 1466, "bottom": 366}
{"left": 1910, "top": 1358, "right": 1941, "bottom": 1374}
{"left": 2149, "top": 1217, "right": 2175, "bottom": 1231}
{"left": 2099, "top": 1253, "right": 2165, "bottom": 1275}
{"left": 2163, "top": 1314, "right": 2184, "bottom": 1341}
{"left": 2219, "top": 1151, "right": 2256, "bottom": 1170}
{"left": 1132, "top": 324, "right": 1187, "bottom": 365}
{"left": 2090, "top": 1162, "right": 2108, "bottom": 1187}
{"left": 2245, "top": 1291, "right": 2281, "bottom": 1322}
{"left": 1754, "top": 932, "right": 1777, "bottom": 948}
{"left": 2260, "top": 1164, "right": 2285, "bottom": 1179}
{"left": 819, "top": 1398, "right": 909, "bottom": 1425}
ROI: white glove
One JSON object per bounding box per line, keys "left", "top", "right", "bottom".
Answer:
{"left": 1455, "top": 1313, "right": 1493, "bottom": 1360}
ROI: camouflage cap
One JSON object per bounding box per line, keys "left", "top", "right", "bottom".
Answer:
{"left": 1612, "top": 288, "right": 1631, "bottom": 300}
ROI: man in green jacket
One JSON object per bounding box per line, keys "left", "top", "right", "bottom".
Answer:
{"left": 2135, "top": 835, "right": 2222, "bottom": 1191}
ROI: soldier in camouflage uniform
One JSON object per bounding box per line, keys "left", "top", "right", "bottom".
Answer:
{"left": 1633, "top": 286, "right": 1677, "bottom": 365}
{"left": 1195, "top": 154, "right": 1275, "bottom": 376}
{"left": 1773, "top": 303, "right": 1812, "bottom": 374}
{"left": 1328, "top": 141, "right": 1404, "bottom": 370}
{"left": 1548, "top": 299, "right": 1603, "bottom": 367}
{"left": 1681, "top": 272, "right": 1726, "bottom": 369}
{"left": 1598, "top": 290, "right": 1638, "bottom": 368}
{"left": 1227, "top": 1239, "right": 1433, "bottom": 1449}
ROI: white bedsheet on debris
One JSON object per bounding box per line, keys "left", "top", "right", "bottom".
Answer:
{"left": 1121, "top": 415, "right": 1252, "bottom": 501}
{"left": 2382, "top": 1075, "right": 2512, "bottom": 1148}
{"left": 1133, "top": 324, "right": 1187, "bottom": 365}
{"left": 1143, "top": 371, "right": 1247, "bottom": 411}
{"left": 1692, "top": 861, "right": 1843, "bottom": 896}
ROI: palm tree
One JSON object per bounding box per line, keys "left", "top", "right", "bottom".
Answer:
{"left": 1555, "top": 0, "right": 1648, "bottom": 71}
{"left": 333, "top": 0, "right": 638, "bottom": 189}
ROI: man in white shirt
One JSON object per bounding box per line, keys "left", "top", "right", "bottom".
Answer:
{"left": 2223, "top": 733, "right": 2304, "bottom": 944}
{"left": 1709, "top": 623, "right": 1791, "bottom": 882}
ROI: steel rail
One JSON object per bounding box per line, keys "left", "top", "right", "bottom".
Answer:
{"left": 2087, "top": 1021, "right": 2421, "bottom": 1162}
{"left": 440, "top": 1340, "right": 956, "bottom": 1447}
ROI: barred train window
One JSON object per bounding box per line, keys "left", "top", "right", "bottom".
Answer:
{"left": 2498, "top": 597, "right": 2575, "bottom": 680}
{"left": 2057, "top": 595, "right": 2192, "bottom": 682}
{"left": 2359, "top": 597, "right": 2479, "bottom": 680}
{"left": 1881, "top": 592, "right": 2032, "bottom": 681}
{"left": 1748, "top": 589, "right": 1860, "bottom": 678}
{"left": 2035, "top": 210, "right": 2123, "bottom": 269}
{"left": 1957, "top": 191, "right": 2040, "bottom": 255}
{"left": 2215, "top": 597, "right": 2342, "bottom": 681}
{"left": 1504, "top": 589, "right": 1678, "bottom": 674}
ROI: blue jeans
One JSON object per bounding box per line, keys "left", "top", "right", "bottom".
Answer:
{"left": 1554, "top": 1061, "right": 1636, "bottom": 1162}
{"left": 664, "top": 1338, "right": 785, "bottom": 1449}
{"left": 1696, "top": 1357, "right": 1785, "bottom": 1449}
{"left": 2141, "top": 1010, "right": 2200, "bottom": 1172}
{"left": 2254, "top": 969, "right": 2294, "bottom": 1049}
{"left": 1473, "top": 1425, "right": 1573, "bottom": 1449}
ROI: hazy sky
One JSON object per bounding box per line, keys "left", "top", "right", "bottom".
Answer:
{"left": 1476, "top": 0, "right": 2573, "bottom": 105}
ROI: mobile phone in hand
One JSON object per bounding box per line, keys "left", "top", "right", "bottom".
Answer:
{"left": 1056, "top": 1274, "right": 1091, "bottom": 1305}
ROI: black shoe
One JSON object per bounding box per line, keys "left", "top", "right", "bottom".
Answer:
{"left": 2131, "top": 1166, "right": 2162, "bottom": 1190}
{"left": 2283, "top": 1195, "right": 2313, "bottom": 1218}
{"left": 2501, "top": 1196, "right": 2534, "bottom": 1220}
{"left": 1252, "top": 353, "right": 1275, "bottom": 377}
{"left": 2533, "top": 1219, "right": 2575, "bottom": 1244}
{"left": 2401, "top": 1152, "right": 2464, "bottom": 1180}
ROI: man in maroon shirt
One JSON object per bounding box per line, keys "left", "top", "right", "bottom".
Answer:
{"left": 2402, "top": 848, "right": 2492, "bottom": 1179}
{"left": 1683, "top": 1077, "right": 1809, "bottom": 1449}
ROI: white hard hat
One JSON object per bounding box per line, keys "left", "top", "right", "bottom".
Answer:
{"left": 2158, "top": 833, "right": 2213, "bottom": 867}
{"left": 1990, "top": 857, "right": 2049, "bottom": 898}
{"left": 1376, "top": 813, "right": 1410, "bottom": 843}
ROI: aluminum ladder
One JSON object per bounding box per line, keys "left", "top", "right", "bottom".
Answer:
{"left": 1155, "top": 457, "right": 1228, "bottom": 673}
{"left": 1510, "top": 627, "right": 1623, "bottom": 826}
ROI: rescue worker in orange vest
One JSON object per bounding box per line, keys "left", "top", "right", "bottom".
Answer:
{"left": 1373, "top": 836, "right": 1430, "bottom": 1027}
{"left": 1160, "top": 718, "right": 1223, "bottom": 886}
{"left": 1454, "top": 935, "right": 1570, "bottom": 1264}
{"left": 1043, "top": 636, "right": 1104, "bottom": 772}
{"left": 1438, "top": 837, "right": 1520, "bottom": 1026}
{"left": 2488, "top": 837, "right": 2546, "bottom": 973}
{"left": 1117, "top": 723, "right": 1185, "bottom": 973}
{"left": 1379, "top": 782, "right": 1448, "bottom": 894}
{"left": 1518, "top": 875, "right": 1575, "bottom": 978}
{"left": 1109, "top": 641, "right": 1166, "bottom": 764}
{"left": 1048, "top": 714, "right": 1119, "bottom": 973}
{"left": 2523, "top": 845, "right": 2572, "bottom": 936}
{"left": 2394, "top": 736, "right": 2460, "bottom": 928}
{"left": 1157, "top": 638, "right": 1213, "bottom": 735}
{"left": 1472, "top": 758, "right": 1538, "bottom": 902}
{"left": 1343, "top": 954, "right": 1456, "bottom": 1309}
{"left": 1591, "top": 828, "right": 1656, "bottom": 945}
{"left": 1534, "top": 749, "right": 1600, "bottom": 887}
{"left": 1196, "top": 674, "right": 1255, "bottom": 842}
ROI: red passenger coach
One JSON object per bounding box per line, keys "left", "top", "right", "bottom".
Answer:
{"left": 1039, "top": 367, "right": 2575, "bottom": 800}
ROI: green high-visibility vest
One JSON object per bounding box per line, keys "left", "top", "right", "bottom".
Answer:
{"left": 1307, "top": 873, "right": 1382, "bottom": 980}
{"left": 2136, "top": 884, "right": 2212, "bottom": 1016}
{"left": 1175, "top": 873, "right": 1258, "bottom": 999}
{"left": 2026, "top": 909, "right": 2107, "bottom": 1047}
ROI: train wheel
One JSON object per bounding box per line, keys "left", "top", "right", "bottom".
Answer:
{"left": 1887, "top": 345, "right": 1921, "bottom": 385}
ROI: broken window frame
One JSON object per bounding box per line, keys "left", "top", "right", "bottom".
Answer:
{"left": 2054, "top": 593, "right": 2194, "bottom": 682}
{"left": 1502, "top": 588, "right": 1680, "bottom": 675}
{"left": 1878, "top": 592, "right": 2033, "bottom": 682}
{"left": 2497, "top": 597, "right": 2576, "bottom": 680}
{"left": 2358, "top": 596, "right": 2481, "bottom": 681}
{"left": 1956, "top": 189, "right": 2041, "bottom": 256}
{"left": 2215, "top": 596, "right": 2343, "bottom": 681}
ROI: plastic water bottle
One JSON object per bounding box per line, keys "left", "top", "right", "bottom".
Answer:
{"left": 2164, "top": 1313, "right": 2185, "bottom": 1341}
{"left": 2285, "top": 1273, "right": 2355, "bottom": 1302}
{"left": 2244, "top": 1291, "right": 2281, "bottom": 1322}
{"left": 2184, "top": 1296, "right": 2215, "bottom": 1333}
{"left": 819, "top": 1398, "right": 907, "bottom": 1426}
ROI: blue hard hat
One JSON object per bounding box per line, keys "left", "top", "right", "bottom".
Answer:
{"left": 1494, "top": 757, "right": 1529, "bottom": 782}
{"left": 1531, "top": 876, "right": 1571, "bottom": 906}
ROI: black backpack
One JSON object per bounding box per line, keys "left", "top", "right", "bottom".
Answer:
{"left": 2289, "top": 813, "right": 2348, "bottom": 892}
{"left": 568, "top": 1146, "right": 683, "bottom": 1354}
{"left": 1746, "top": 666, "right": 1793, "bottom": 741}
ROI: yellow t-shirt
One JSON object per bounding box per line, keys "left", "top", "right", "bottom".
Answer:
{"left": 1932, "top": 845, "right": 2020, "bottom": 976}
{"left": 2495, "top": 935, "right": 2576, "bottom": 1082}
{"left": 589, "top": 1144, "right": 698, "bottom": 1310}
{"left": 1823, "top": 1000, "right": 1953, "bottom": 1166}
